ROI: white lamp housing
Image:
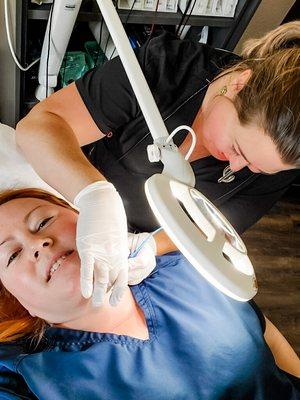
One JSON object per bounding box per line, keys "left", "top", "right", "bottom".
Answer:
{"left": 35, "top": 0, "right": 82, "bottom": 100}
{"left": 145, "top": 174, "right": 257, "bottom": 301}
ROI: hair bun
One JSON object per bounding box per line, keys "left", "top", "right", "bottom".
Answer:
{"left": 241, "top": 21, "right": 300, "bottom": 59}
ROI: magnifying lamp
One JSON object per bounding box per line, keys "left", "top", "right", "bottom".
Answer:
{"left": 93, "top": 0, "right": 258, "bottom": 302}
{"left": 36, "top": 0, "right": 258, "bottom": 301}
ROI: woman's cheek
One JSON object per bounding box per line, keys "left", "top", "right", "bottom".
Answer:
{"left": 53, "top": 276, "right": 82, "bottom": 309}
{"left": 58, "top": 220, "right": 77, "bottom": 246}
{"left": 203, "top": 116, "right": 224, "bottom": 144}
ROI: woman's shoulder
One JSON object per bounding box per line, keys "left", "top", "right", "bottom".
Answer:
{"left": 137, "top": 31, "right": 241, "bottom": 79}
{"left": 145, "top": 251, "right": 203, "bottom": 286}
{"left": 134, "top": 31, "right": 241, "bottom": 110}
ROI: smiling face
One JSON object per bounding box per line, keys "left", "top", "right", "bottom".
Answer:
{"left": 199, "top": 70, "right": 294, "bottom": 174}
{"left": 0, "top": 197, "right": 89, "bottom": 324}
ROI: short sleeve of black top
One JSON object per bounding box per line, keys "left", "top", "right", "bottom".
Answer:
{"left": 76, "top": 31, "right": 234, "bottom": 137}
{"left": 76, "top": 31, "right": 300, "bottom": 234}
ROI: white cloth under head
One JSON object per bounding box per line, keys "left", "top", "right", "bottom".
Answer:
{"left": 0, "top": 123, "right": 73, "bottom": 206}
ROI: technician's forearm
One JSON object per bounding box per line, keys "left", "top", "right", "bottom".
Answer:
{"left": 264, "top": 317, "right": 300, "bottom": 378}
{"left": 154, "top": 230, "right": 177, "bottom": 256}
{"left": 273, "top": 339, "right": 300, "bottom": 378}
{"left": 16, "top": 110, "right": 105, "bottom": 202}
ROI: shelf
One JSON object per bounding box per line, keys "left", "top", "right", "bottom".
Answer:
{"left": 28, "top": 8, "right": 233, "bottom": 28}
{"left": 12, "top": 0, "right": 262, "bottom": 126}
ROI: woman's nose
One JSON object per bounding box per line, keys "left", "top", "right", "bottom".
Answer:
{"left": 33, "top": 238, "right": 53, "bottom": 260}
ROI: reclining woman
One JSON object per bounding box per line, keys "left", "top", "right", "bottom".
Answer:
{"left": 0, "top": 188, "right": 299, "bottom": 399}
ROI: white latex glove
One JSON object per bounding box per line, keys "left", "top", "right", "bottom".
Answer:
{"left": 127, "top": 232, "right": 157, "bottom": 285}
{"left": 74, "top": 181, "right": 129, "bottom": 307}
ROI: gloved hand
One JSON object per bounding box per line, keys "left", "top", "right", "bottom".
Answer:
{"left": 74, "top": 181, "right": 129, "bottom": 307}
{"left": 127, "top": 232, "right": 157, "bottom": 285}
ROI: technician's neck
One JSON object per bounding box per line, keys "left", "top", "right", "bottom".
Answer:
{"left": 54, "top": 287, "right": 149, "bottom": 340}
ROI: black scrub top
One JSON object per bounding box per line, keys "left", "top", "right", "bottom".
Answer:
{"left": 76, "top": 31, "right": 299, "bottom": 234}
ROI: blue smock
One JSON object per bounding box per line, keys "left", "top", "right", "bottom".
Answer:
{"left": 0, "top": 252, "right": 299, "bottom": 399}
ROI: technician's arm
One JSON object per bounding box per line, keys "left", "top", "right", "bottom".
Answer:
{"left": 264, "top": 316, "right": 300, "bottom": 378}
{"left": 154, "top": 230, "right": 177, "bottom": 256}
{"left": 16, "top": 82, "right": 105, "bottom": 202}
{"left": 17, "top": 83, "right": 130, "bottom": 306}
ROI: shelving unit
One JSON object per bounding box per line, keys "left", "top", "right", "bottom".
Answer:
{"left": 14, "top": 0, "right": 261, "bottom": 125}
{"left": 27, "top": 6, "right": 233, "bottom": 27}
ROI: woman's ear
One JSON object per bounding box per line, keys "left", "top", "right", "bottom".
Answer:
{"left": 230, "top": 69, "right": 252, "bottom": 94}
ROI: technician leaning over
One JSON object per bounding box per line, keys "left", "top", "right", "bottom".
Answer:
{"left": 16, "top": 21, "right": 300, "bottom": 305}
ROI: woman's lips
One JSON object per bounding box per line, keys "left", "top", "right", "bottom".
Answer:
{"left": 47, "top": 250, "right": 75, "bottom": 282}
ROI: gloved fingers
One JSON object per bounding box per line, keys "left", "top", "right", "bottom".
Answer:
{"left": 109, "top": 267, "right": 128, "bottom": 307}
{"left": 127, "top": 260, "right": 145, "bottom": 285}
{"left": 127, "top": 243, "right": 156, "bottom": 285}
{"left": 92, "top": 261, "right": 110, "bottom": 307}
{"left": 131, "top": 242, "right": 155, "bottom": 266}
{"left": 79, "top": 252, "right": 95, "bottom": 299}
{"left": 128, "top": 263, "right": 155, "bottom": 285}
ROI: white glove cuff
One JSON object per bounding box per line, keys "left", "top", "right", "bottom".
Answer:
{"left": 137, "top": 233, "right": 157, "bottom": 255}
{"left": 74, "top": 181, "right": 116, "bottom": 206}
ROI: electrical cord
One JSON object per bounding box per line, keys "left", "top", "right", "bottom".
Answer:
{"left": 46, "top": 0, "right": 55, "bottom": 98}
{"left": 95, "top": 14, "right": 105, "bottom": 66}
{"left": 166, "top": 125, "right": 196, "bottom": 160}
{"left": 175, "top": 0, "right": 193, "bottom": 37}
{"left": 177, "top": 0, "right": 198, "bottom": 38}
{"left": 109, "top": 0, "right": 137, "bottom": 60}
{"left": 116, "top": 79, "right": 211, "bottom": 162}
{"left": 149, "top": 0, "right": 160, "bottom": 36}
{"left": 115, "top": 60, "right": 237, "bottom": 164}
{"left": 4, "top": 0, "right": 40, "bottom": 71}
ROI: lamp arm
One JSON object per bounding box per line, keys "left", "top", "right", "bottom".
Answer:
{"left": 95, "top": 0, "right": 195, "bottom": 186}
{"left": 95, "top": 0, "right": 169, "bottom": 142}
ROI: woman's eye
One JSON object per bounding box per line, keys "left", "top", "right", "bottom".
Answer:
{"left": 38, "top": 217, "right": 53, "bottom": 231}
{"left": 7, "top": 250, "right": 21, "bottom": 267}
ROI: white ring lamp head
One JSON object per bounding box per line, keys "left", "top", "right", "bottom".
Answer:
{"left": 145, "top": 174, "right": 258, "bottom": 302}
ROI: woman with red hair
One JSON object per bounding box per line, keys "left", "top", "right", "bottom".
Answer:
{"left": 0, "top": 188, "right": 299, "bottom": 399}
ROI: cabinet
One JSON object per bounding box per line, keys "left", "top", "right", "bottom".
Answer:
{"left": 14, "top": 0, "right": 261, "bottom": 124}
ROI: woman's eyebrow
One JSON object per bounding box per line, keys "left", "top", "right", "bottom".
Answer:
{"left": 0, "top": 205, "right": 45, "bottom": 247}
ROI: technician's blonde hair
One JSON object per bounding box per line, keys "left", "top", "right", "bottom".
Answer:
{"left": 226, "top": 21, "right": 300, "bottom": 167}
{"left": 0, "top": 188, "right": 78, "bottom": 346}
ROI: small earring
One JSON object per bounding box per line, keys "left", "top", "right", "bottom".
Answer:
{"left": 219, "top": 86, "right": 227, "bottom": 96}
